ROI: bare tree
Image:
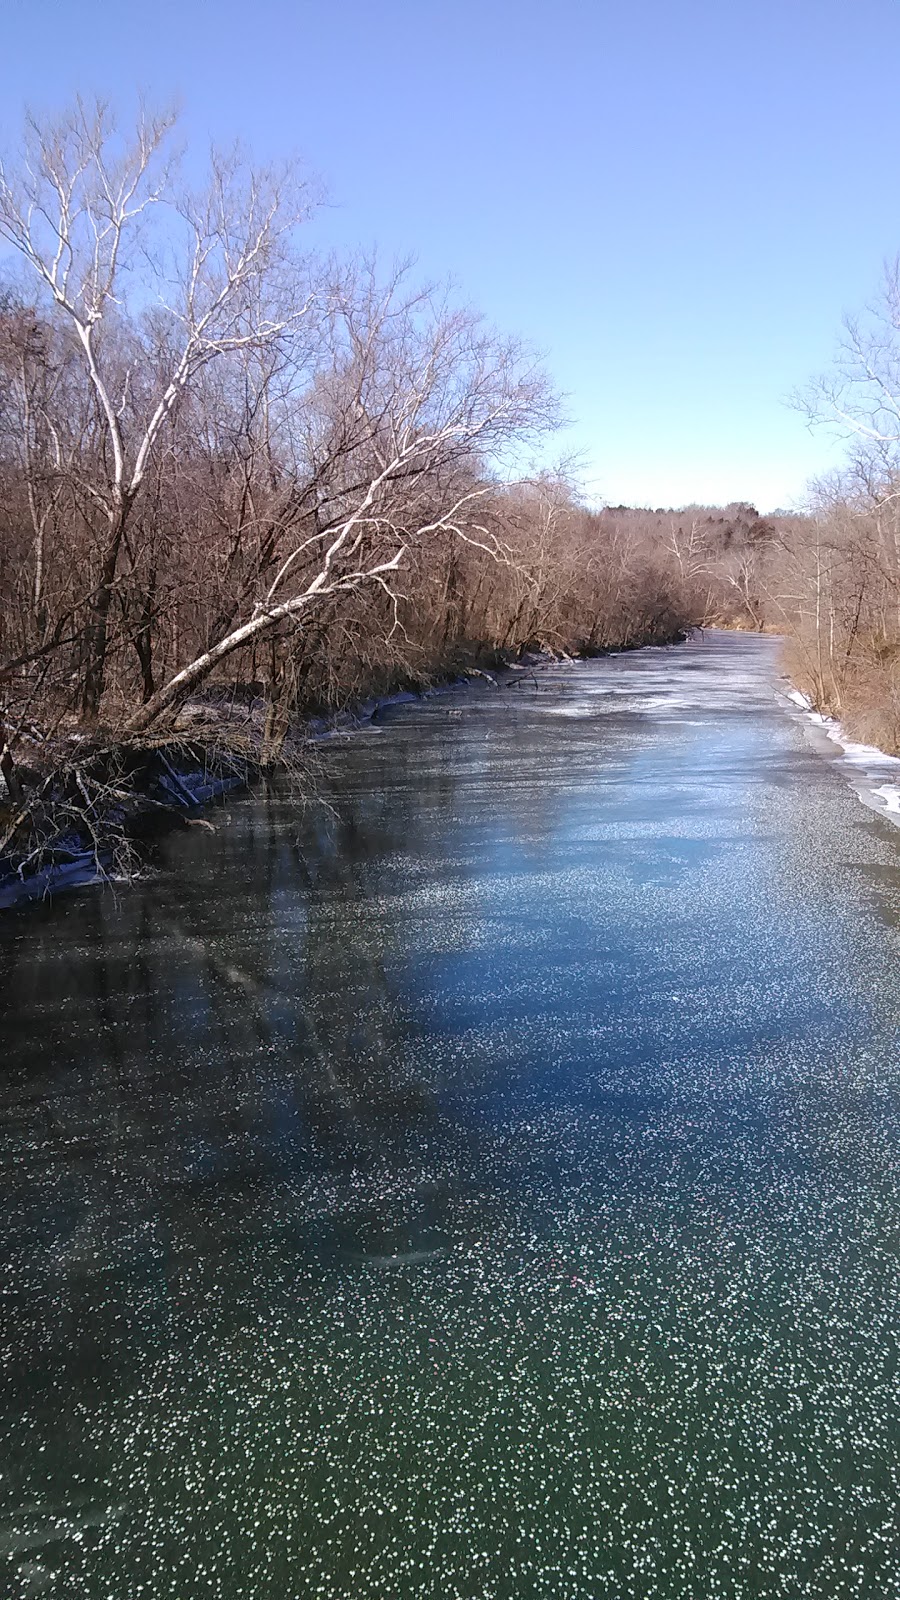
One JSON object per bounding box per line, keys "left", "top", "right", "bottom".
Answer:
{"left": 123, "top": 265, "right": 558, "bottom": 731}
{"left": 800, "top": 262, "right": 900, "bottom": 461}
{"left": 0, "top": 97, "right": 317, "bottom": 719}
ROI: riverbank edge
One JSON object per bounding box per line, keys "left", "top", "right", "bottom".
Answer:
{"left": 776, "top": 683, "right": 900, "bottom": 830}
{"left": 707, "top": 622, "right": 900, "bottom": 825}
{"left": 0, "top": 629, "right": 691, "bottom": 911}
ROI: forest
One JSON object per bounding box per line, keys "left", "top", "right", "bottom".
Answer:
{"left": 1, "top": 99, "right": 899, "bottom": 863}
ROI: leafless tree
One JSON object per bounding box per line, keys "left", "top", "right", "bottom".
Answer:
{"left": 0, "top": 97, "right": 317, "bottom": 719}
{"left": 124, "top": 264, "right": 559, "bottom": 731}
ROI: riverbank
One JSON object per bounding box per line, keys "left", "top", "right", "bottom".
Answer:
{"left": 778, "top": 684, "right": 900, "bottom": 829}
{"left": 0, "top": 737, "right": 254, "bottom": 910}
{"left": 699, "top": 626, "right": 900, "bottom": 829}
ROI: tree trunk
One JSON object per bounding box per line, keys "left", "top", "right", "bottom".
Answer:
{"left": 0, "top": 721, "right": 23, "bottom": 803}
{"left": 133, "top": 572, "right": 157, "bottom": 703}
{"left": 124, "top": 595, "right": 311, "bottom": 734}
{"left": 81, "top": 508, "right": 129, "bottom": 722}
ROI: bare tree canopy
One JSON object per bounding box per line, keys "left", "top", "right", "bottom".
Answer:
{"left": 0, "top": 97, "right": 318, "bottom": 719}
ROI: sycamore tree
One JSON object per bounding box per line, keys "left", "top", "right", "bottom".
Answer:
{"left": 0, "top": 97, "right": 317, "bottom": 721}
{"left": 124, "top": 259, "right": 559, "bottom": 732}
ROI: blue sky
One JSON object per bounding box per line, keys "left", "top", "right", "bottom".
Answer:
{"left": 2, "top": 0, "right": 899, "bottom": 511}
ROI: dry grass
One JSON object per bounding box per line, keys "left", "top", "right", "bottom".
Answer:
{"left": 781, "top": 634, "right": 900, "bottom": 756}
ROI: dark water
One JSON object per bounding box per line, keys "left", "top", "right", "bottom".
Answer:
{"left": 3, "top": 632, "right": 900, "bottom": 1599}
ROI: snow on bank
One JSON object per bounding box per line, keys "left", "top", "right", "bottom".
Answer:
{"left": 780, "top": 687, "right": 900, "bottom": 826}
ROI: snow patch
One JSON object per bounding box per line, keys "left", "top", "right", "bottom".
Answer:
{"left": 873, "top": 783, "right": 900, "bottom": 815}
{"left": 785, "top": 689, "right": 812, "bottom": 711}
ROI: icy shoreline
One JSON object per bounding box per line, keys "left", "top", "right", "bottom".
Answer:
{"left": 0, "top": 630, "right": 694, "bottom": 913}
{"left": 778, "top": 686, "right": 900, "bottom": 826}
{"left": 0, "top": 650, "right": 580, "bottom": 912}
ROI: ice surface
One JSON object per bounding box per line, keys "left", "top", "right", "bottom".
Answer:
{"left": 4, "top": 630, "right": 900, "bottom": 1598}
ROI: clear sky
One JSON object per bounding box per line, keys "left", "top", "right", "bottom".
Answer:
{"left": 2, "top": 0, "right": 899, "bottom": 511}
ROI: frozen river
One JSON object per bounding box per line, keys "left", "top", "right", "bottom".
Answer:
{"left": 3, "top": 631, "right": 900, "bottom": 1598}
